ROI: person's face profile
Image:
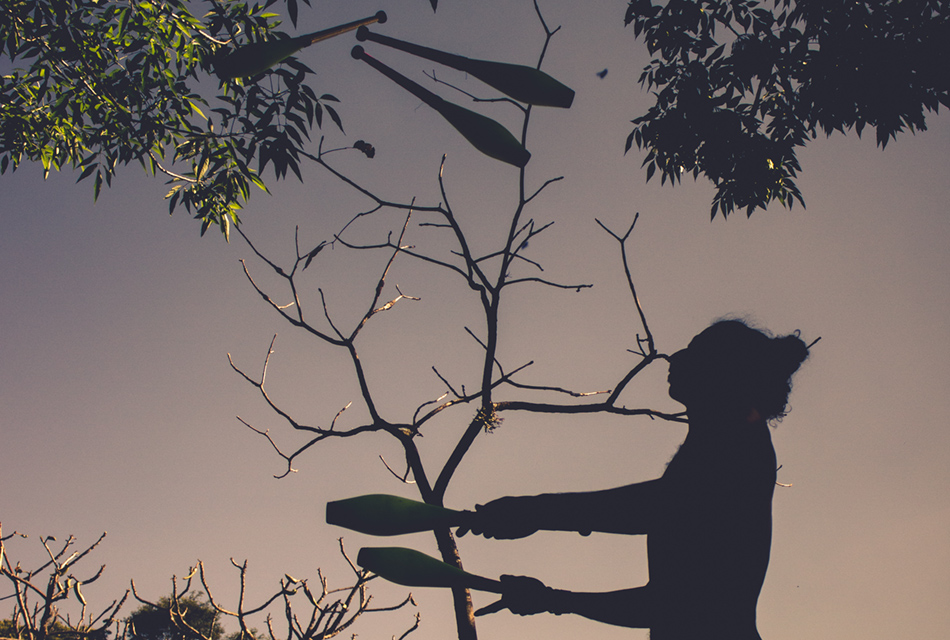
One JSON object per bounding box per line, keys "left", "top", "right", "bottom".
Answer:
{"left": 667, "top": 330, "right": 740, "bottom": 408}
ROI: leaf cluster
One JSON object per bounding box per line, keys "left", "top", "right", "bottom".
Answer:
{"left": 127, "top": 595, "right": 224, "bottom": 640}
{"left": 624, "top": 0, "right": 950, "bottom": 218}
{"left": 0, "top": 0, "right": 340, "bottom": 238}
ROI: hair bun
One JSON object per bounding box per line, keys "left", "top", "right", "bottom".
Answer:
{"left": 772, "top": 333, "right": 809, "bottom": 376}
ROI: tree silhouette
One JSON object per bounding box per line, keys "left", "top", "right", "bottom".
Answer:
{"left": 1, "top": 3, "right": 844, "bottom": 639}
{"left": 1, "top": 526, "right": 416, "bottom": 640}
{"left": 128, "top": 594, "right": 224, "bottom": 640}
{"left": 624, "top": 0, "right": 950, "bottom": 217}
{"left": 3, "top": 1, "right": 946, "bottom": 228}
{"left": 0, "top": 0, "right": 344, "bottom": 237}
{"left": 224, "top": 4, "right": 686, "bottom": 639}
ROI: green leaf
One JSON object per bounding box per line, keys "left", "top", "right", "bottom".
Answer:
{"left": 287, "top": 0, "right": 299, "bottom": 27}
{"left": 168, "top": 189, "right": 181, "bottom": 215}
{"left": 76, "top": 163, "right": 98, "bottom": 183}
{"left": 303, "top": 241, "right": 325, "bottom": 270}
{"left": 186, "top": 98, "right": 206, "bottom": 120}
{"left": 248, "top": 172, "right": 269, "bottom": 193}
{"left": 116, "top": 7, "right": 131, "bottom": 38}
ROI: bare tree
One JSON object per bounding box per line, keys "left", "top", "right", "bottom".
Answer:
{"left": 227, "top": 4, "right": 684, "bottom": 640}
{"left": 129, "top": 539, "right": 417, "bottom": 640}
{"left": 1, "top": 527, "right": 416, "bottom": 640}
{"left": 1, "top": 525, "right": 126, "bottom": 640}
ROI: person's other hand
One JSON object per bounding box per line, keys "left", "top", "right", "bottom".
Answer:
{"left": 475, "top": 575, "right": 552, "bottom": 617}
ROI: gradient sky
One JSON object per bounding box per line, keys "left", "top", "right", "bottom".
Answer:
{"left": 2, "top": 2, "right": 949, "bottom": 640}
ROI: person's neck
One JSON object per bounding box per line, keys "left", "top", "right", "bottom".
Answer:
{"left": 686, "top": 405, "right": 764, "bottom": 432}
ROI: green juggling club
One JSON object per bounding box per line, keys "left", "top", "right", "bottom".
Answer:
{"left": 351, "top": 46, "right": 530, "bottom": 167}
{"left": 355, "top": 27, "right": 574, "bottom": 108}
{"left": 214, "top": 11, "right": 387, "bottom": 79}
{"left": 326, "top": 494, "right": 470, "bottom": 536}
{"left": 357, "top": 546, "right": 502, "bottom": 593}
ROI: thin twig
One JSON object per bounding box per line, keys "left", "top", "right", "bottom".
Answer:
{"left": 379, "top": 455, "right": 416, "bottom": 484}
{"left": 422, "top": 69, "right": 526, "bottom": 111}
{"left": 596, "top": 214, "right": 656, "bottom": 355}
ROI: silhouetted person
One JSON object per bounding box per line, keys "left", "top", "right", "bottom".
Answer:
{"left": 458, "top": 320, "right": 810, "bottom": 639}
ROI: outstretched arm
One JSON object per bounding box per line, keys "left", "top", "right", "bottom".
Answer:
{"left": 457, "top": 479, "right": 664, "bottom": 539}
{"left": 476, "top": 575, "right": 655, "bottom": 629}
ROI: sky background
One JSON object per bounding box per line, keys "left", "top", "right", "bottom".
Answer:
{"left": 2, "top": 2, "right": 949, "bottom": 640}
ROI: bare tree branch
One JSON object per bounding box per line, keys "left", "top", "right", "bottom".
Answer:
{"left": 379, "top": 455, "right": 416, "bottom": 484}
{"left": 225, "top": 6, "right": 681, "bottom": 640}
{"left": 494, "top": 398, "right": 686, "bottom": 421}
{"left": 525, "top": 176, "right": 564, "bottom": 204}
{"left": 126, "top": 549, "right": 417, "bottom": 640}
{"left": 1, "top": 528, "right": 129, "bottom": 640}
{"left": 421, "top": 69, "right": 526, "bottom": 111}
{"left": 596, "top": 214, "right": 656, "bottom": 356}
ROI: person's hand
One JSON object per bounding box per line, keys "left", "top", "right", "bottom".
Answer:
{"left": 475, "top": 575, "right": 553, "bottom": 617}
{"left": 455, "top": 496, "right": 541, "bottom": 539}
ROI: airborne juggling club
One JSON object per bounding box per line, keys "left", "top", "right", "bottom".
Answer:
{"left": 351, "top": 45, "right": 531, "bottom": 168}
{"left": 355, "top": 27, "right": 574, "bottom": 108}
{"left": 214, "top": 11, "right": 387, "bottom": 79}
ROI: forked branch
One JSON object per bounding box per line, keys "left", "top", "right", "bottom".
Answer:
{"left": 1, "top": 527, "right": 128, "bottom": 640}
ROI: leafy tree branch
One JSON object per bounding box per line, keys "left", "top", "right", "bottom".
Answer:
{"left": 624, "top": 0, "right": 950, "bottom": 218}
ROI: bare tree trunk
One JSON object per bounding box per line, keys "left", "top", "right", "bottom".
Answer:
{"left": 433, "top": 528, "right": 477, "bottom": 640}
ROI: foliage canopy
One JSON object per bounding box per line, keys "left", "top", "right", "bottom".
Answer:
{"left": 625, "top": 0, "right": 950, "bottom": 217}
{"left": 0, "top": 0, "right": 340, "bottom": 238}
{"left": 127, "top": 594, "right": 224, "bottom": 640}
{"left": 2, "top": 0, "right": 948, "bottom": 231}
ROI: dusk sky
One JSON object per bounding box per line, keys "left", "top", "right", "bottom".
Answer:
{"left": 2, "top": 2, "right": 949, "bottom": 640}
